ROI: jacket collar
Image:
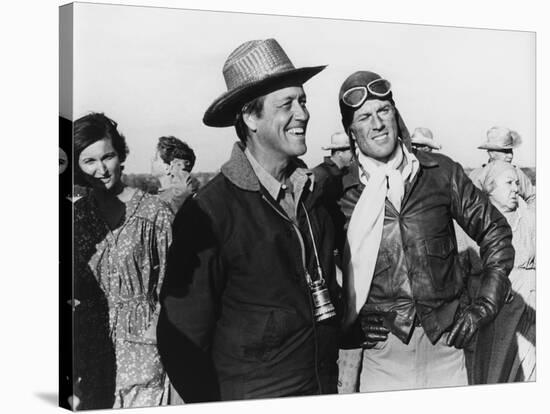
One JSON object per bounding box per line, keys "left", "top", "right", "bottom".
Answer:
{"left": 343, "top": 148, "right": 439, "bottom": 191}
{"left": 220, "top": 142, "right": 312, "bottom": 192}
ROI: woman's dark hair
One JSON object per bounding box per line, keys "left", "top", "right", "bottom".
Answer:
{"left": 234, "top": 95, "right": 266, "bottom": 144}
{"left": 73, "top": 112, "right": 129, "bottom": 186}
{"left": 157, "top": 136, "right": 196, "bottom": 170}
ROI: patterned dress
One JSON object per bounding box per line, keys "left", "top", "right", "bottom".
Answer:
{"left": 74, "top": 189, "right": 173, "bottom": 408}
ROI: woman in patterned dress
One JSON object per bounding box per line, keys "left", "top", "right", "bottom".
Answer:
{"left": 73, "top": 113, "right": 173, "bottom": 408}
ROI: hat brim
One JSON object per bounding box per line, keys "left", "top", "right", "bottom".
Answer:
{"left": 322, "top": 145, "right": 351, "bottom": 151}
{"left": 410, "top": 137, "right": 441, "bottom": 150}
{"left": 203, "top": 65, "right": 327, "bottom": 127}
{"left": 477, "top": 143, "right": 516, "bottom": 150}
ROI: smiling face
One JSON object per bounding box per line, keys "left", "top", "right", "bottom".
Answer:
{"left": 78, "top": 137, "right": 122, "bottom": 191}
{"left": 249, "top": 86, "right": 309, "bottom": 160}
{"left": 489, "top": 168, "right": 520, "bottom": 212}
{"left": 349, "top": 99, "right": 398, "bottom": 162}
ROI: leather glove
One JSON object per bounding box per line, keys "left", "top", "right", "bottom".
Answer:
{"left": 360, "top": 313, "right": 390, "bottom": 349}
{"left": 447, "top": 297, "right": 497, "bottom": 349}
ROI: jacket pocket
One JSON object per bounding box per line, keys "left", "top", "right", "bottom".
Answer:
{"left": 241, "top": 307, "right": 303, "bottom": 362}
{"left": 371, "top": 252, "right": 395, "bottom": 296}
{"left": 424, "top": 237, "right": 456, "bottom": 292}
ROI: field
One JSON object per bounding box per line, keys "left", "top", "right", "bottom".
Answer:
{"left": 71, "top": 167, "right": 534, "bottom": 198}
{"left": 125, "top": 168, "right": 536, "bottom": 194}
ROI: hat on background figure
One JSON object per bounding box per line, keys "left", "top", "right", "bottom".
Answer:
{"left": 477, "top": 126, "right": 522, "bottom": 150}
{"left": 322, "top": 131, "right": 351, "bottom": 150}
{"left": 410, "top": 127, "right": 442, "bottom": 150}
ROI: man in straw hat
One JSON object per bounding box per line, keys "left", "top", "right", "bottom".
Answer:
{"left": 333, "top": 70, "right": 514, "bottom": 391}
{"left": 469, "top": 126, "right": 535, "bottom": 205}
{"left": 158, "top": 39, "right": 340, "bottom": 402}
{"left": 410, "top": 127, "right": 442, "bottom": 153}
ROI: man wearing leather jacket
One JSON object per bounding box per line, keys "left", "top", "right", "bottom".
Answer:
{"left": 336, "top": 70, "right": 514, "bottom": 391}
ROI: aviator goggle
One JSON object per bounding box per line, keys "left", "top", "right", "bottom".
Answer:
{"left": 341, "top": 78, "right": 392, "bottom": 108}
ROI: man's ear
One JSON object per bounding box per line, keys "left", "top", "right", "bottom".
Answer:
{"left": 243, "top": 111, "right": 258, "bottom": 133}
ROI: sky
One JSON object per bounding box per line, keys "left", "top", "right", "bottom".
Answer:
{"left": 68, "top": 3, "right": 536, "bottom": 174}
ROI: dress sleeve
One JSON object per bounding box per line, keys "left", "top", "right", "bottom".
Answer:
{"left": 143, "top": 203, "right": 174, "bottom": 341}
{"left": 156, "top": 198, "right": 224, "bottom": 402}
{"left": 155, "top": 204, "right": 174, "bottom": 296}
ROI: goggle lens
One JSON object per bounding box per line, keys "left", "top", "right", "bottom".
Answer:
{"left": 341, "top": 79, "right": 392, "bottom": 108}
{"left": 368, "top": 79, "right": 391, "bottom": 96}
{"left": 342, "top": 87, "right": 368, "bottom": 108}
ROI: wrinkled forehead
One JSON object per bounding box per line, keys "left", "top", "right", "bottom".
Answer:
{"left": 352, "top": 99, "right": 395, "bottom": 120}
{"left": 496, "top": 168, "right": 519, "bottom": 181}
{"left": 264, "top": 85, "right": 306, "bottom": 102}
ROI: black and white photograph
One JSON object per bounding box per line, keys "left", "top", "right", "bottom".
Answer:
{"left": 59, "top": 1, "right": 538, "bottom": 410}
{"left": 3, "top": 1, "right": 547, "bottom": 414}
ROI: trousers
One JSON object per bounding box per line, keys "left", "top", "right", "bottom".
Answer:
{"left": 359, "top": 326, "right": 468, "bottom": 392}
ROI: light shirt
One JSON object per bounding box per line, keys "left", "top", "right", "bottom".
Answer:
{"left": 244, "top": 148, "right": 314, "bottom": 221}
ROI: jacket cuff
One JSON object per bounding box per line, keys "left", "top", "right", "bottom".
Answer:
{"left": 339, "top": 319, "right": 365, "bottom": 349}
{"left": 477, "top": 271, "right": 511, "bottom": 314}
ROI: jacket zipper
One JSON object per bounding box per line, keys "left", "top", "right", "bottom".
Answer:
{"left": 261, "top": 195, "right": 323, "bottom": 394}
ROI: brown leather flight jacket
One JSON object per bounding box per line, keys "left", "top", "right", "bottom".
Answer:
{"left": 338, "top": 151, "right": 514, "bottom": 344}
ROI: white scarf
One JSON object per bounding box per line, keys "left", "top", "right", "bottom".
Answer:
{"left": 342, "top": 141, "right": 419, "bottom": 328}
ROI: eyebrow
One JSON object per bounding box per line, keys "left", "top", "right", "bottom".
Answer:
{"left": 277, "top": 92, "right": 306, "bottom": 102}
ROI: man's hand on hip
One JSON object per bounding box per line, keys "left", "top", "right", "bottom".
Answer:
{"left": 447, "top": 298, "right": 497, "bottom": 349}
{"left": 360, "top": 313, "right": 390, "bottom": 349}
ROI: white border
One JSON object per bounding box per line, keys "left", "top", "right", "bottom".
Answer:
{"left": 1, "top": 1, "right": 546, "bottom": 413}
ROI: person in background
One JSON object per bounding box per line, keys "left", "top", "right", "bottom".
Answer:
{"left": 315, "top": 131, "right": 353, "bottom": 177}
{"left": 151, "top": 136, "right": 199, "bottom": 214}
{"left": 469, "top": 126, "right": 535, "bottom": 205}
{"left": 313, "top": 131, "right": 353, "bottom": 251}
{"left": 457, "top": 160, "right": 535, "bottom": 383}
{"left": 74, "top": 112, "right": 173, "bottom": 408}
{"left": 334, "top": 70, "right": 513, "bottom": 392}
{"left": 410, "top": 127, "right": 442, "bottom": 153}
{"left": 157, "top": 38, "right": 340, "bottom": 402}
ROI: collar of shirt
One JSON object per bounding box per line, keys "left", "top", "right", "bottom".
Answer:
{"left": 244, "top": 147, "right": 314, "bottom": 203}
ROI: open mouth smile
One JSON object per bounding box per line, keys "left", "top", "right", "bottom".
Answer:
{"left": 372, "top": 133, "right": 388, "bottom": 142}
{"left": 286, "top": 127, "right": 306, "bottom": 137}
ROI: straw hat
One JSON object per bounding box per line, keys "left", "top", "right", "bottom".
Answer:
{"left": 478, "top": 126, "right": 522, "bottom": 150}
{"left": 410, "top": 127, "right": 441, "bottom": 150}
{"left": 322, "top": 131, "right": 351, "bottom": 150}
{"left": 203, "top": 38, "right": 326, "bottom": 127}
